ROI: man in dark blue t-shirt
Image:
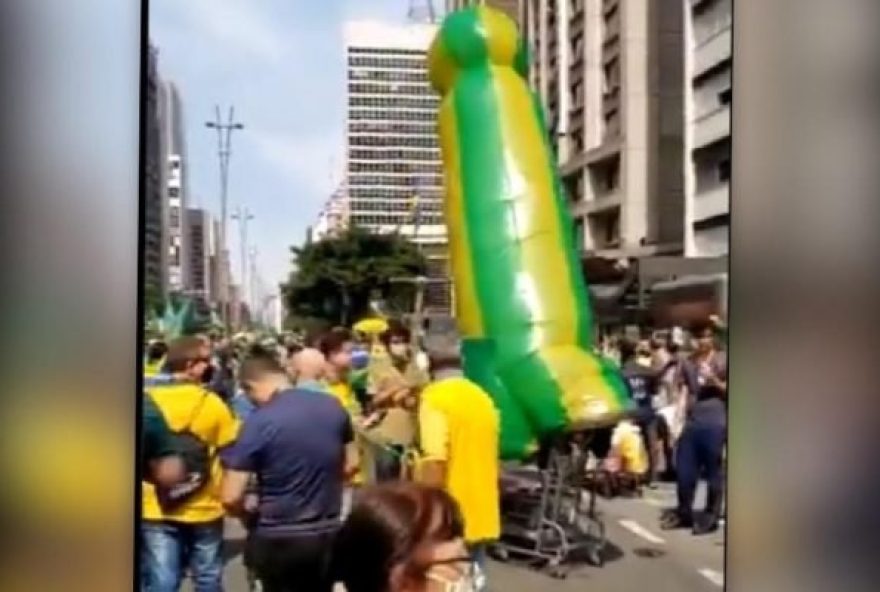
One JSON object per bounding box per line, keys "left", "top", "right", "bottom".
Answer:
{"left": 220, "top": 354, "right": 356, "bottom": 592}
{"left": 619, "top": 339, "right": 660, "bottom": 485}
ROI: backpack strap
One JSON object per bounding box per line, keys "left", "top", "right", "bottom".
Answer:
{"left": 182, "top": 390, "right": 210, "bottom": 433}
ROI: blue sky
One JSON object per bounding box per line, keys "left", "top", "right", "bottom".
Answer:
{"left": 150, "top": 0, "right": 428, "bottom": 292}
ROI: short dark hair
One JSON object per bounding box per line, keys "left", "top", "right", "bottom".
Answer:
{"left": 618, "top": 338, "right": 638, "bottom": 363}
{"left": 238, "top": 353, "right": 285, "bottom": 383}
{"left": 380, "top": 320, "right": 411, "bottom": 349}
{"left": 164, "top": 337, "right": 207, "bottom": 373}
{"left": 689, "top": 319, "right": 715, "bottom": 337}
{"left": 146, "top": 341, "right": 168, "bottom": 363}
{"left": 424, "top": 333, "right": 461, "bottom": 372}
{"left": 332, "top": 483, "right": 464, "bottom": 592}
{"left": 318, "top": 327, "right": 353, "bottom": 357}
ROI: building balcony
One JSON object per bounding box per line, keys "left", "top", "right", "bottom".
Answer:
{"left": 693, "top": 183, "right": 730, "bottom": 222}
{"left": 572, "top": 191, "right": 622, "bottom": 217}
{"left": 692, "top": 105, "right": 730, "bottom": 150}
{"left": 693, "top": 24, "right": 732, "bottom": 78}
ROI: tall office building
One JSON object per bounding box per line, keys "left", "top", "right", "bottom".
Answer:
{"left": 144, "top": 44, "right": 168, "bottom": 298}
{"left": 185, "top": 208, "right": 213, "bottom": 301}
{"left": 684, "top": 0, "right": 730, "bottom": 257}
{"left": 446, "top": 0, "right": 520, "bottom": 22}
{"left": 159, "top": 80, "right": 191, "bottom": 294}
{"left": 520, "top": 0, "right": 694, "bottom": 327}
{"left": 344, "top": 20, "right": 450, "bottom": 313}
{"left": 522, "top": 0, "right": 685, "bottom": 258}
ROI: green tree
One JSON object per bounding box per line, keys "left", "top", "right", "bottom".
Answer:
{"left": 282, "top": 227, "right": 427, "bottom": 326}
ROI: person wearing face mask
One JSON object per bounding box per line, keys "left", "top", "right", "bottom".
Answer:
{"left": 141, "top": 336, "right": 240, "bottom": 592}
{"left": 364, "top": 323, "right": 432, "bottom": 482}
{"left": 333, "top": 482, "right": 480, "bottom": 592}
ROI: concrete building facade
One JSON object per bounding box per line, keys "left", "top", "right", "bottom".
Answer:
{"left": 521, "top": 0, "right": 685, "bottom": 262}
{"left": 144, "top": 44, "right": 168, "bottom": 299}
{"left": 159, "top": 80, "right": 191, "bottom": 294}
{"left": 343, "top": 20, "right": 450, "bottom": 313}
{"left": 684, "top": 0, "right": 731, "bottom": 257}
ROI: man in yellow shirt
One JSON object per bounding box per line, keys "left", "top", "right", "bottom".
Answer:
{"left": 142, "top": 336, "right": 239, "bottom": 592}
{"left": 417, "top": 333, "right": 500, "bottom": 591}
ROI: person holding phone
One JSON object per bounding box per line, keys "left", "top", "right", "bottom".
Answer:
{"left": 661, "top": 319, "right": 727, "bottom": 535}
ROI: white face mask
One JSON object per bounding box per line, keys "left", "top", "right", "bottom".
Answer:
{"left": 426, "top": 561, "right": 483, "bottom": 592}
{"left": 389, "top": 343, "right": 408, "bottom": 358}
{"left": 427, "top": 573, "right": 478, "bottom": 592}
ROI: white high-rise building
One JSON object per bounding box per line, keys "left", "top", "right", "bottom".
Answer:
{"left": 343, "top": 20, "right": 450, "bottom": 313}
{"left": 160, "top": 80, "right": 190, "bottom": 293}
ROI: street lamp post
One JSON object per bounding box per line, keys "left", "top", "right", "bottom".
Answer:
{"left": 231, "top": 206, "right": 254, "bottom": 325}
{"left": 206, "top": 105, "right": 244, "bottom": 330}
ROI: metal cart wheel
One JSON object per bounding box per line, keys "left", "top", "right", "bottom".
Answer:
{"left": 546, "top": 559, "right": 569, "bottom": 580}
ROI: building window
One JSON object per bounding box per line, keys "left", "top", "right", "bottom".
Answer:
{"left": 718, "top": 159, "right": 731, "bottom": 182}
{"left": 573, "top": 217, "right": 585, "bottom": 250}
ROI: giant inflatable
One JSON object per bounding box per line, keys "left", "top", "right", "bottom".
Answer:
{"left": 429, "top": 6, "right": 631, "bottom": 459}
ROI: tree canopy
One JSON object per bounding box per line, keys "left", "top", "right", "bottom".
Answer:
{"left": 282, "top": 227, "right": 427, "bottom": 326}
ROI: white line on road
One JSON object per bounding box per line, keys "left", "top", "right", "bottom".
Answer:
{"left": 642, "top": 497, "right": 668, "bottom": 507}
{"left": 618, "top": 519, "right": 666, "bottom": 545}
{"left": 698, "top": 568, "right": 724, "bottom": 587}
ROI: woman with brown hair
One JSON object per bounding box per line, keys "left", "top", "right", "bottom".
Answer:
{"left": 332, "top": 482, "right": 480, "bottom": 592}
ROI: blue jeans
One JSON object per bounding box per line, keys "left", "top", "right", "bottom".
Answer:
{"left": 468, "top": 542, "right": 489, "bottom": 592}
{"left": 141, "top": 519, "right": 224, "bottom": 592}
{"left": 675, "top": 421, "right": 726, "bottom": 522}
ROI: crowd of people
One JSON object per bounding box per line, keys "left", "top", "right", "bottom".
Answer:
{"left": 600, "top": 317, "right": 728, "bottom": 535}
{"left": 140, "top": 323, "right": 499, "bottom": 592}
{"left": 139, "top": 315, "right": 727, "bottom": 591}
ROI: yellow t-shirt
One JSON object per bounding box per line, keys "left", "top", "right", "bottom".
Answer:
{"left": 142, "top": 381, "right": 239, "bottom": 523}
{"left": 143, "top": 358, "right": 164, "bottom": 377}
{"left": 326, "top": 380, "right": 366, "bottom": 485}
{"left": 418, "top": 376, "right": 500, "bottom": 543}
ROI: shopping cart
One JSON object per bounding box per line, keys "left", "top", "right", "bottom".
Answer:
{"left": 492, "top": 432, "right": 607, "bottom": 579}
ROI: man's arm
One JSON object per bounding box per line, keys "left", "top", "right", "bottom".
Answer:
{"left": 220, "top": 469, "right": 252, "bottom": 514}
{"left": 219, "top": 413, "right": 263, "bottom": 514}
{"left": 142, "top": 394, "right": 186, "bottom": 487}
{"left": 340, "top": 413, "right": 360, "bottom": 481}
{"left": 417, "top": 397, "right": 449, "bottom": 489}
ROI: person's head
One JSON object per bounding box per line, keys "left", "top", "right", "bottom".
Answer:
{"left": 164, "top": 336, "right": 212, "bottom": 381}
{"left": 333, "top": 482, "right": 473, "bottom": 592}
{"left": 146, "top": 340, "right": 168, "bottom": 363}
{"left": 424, "top": 333, "right": 461, "bottom": 376}
{"left": 382, "top": 323, "right": 412, "bottom": 362}
{"left": 318, "top": 327, "right": 354, "bottom": 374}
{"left": 689, "top": 319, "right": 716, "bottom": 355}
{"left": 238, "top": 353, "right": 288, "bottom": 405}
{"left": 288, "top": 347, "right": 327, "bottom": 384}
{"left": 650, "top": 336, "right": 671, "bottom": 367}
{"left": 618, "top": 338, "right": 638, "bottom": 364}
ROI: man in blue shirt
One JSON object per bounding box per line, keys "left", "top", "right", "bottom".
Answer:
{"left": 220, "top": 353, "right": 357, "bottom": 592}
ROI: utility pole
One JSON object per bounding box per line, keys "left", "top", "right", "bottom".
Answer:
{"left": 248, "top": 247, "right": 258, "bottom": 323}
{"left": 231, "top": 205, "right": 254, "bottom": 324}
{"left": 206, "top": 105, "right": 244, "bottom": 330}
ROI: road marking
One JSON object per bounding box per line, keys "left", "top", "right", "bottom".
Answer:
{"left": 643, "top": 497, "right": 667, "bottom": 507}
{"left": 618, "top": 519, "right": 666, "bottom": 545}
{"left": 698, "top": 568, "right": 724, "bottom": 587}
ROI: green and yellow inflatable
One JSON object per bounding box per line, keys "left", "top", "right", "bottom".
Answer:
{"left": 429, "top": 7, "right": 631, "bottom": 459}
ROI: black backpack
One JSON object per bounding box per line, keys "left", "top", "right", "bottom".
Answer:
{"left": 156, "top": 392, "right": 212, "bottom": 511}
